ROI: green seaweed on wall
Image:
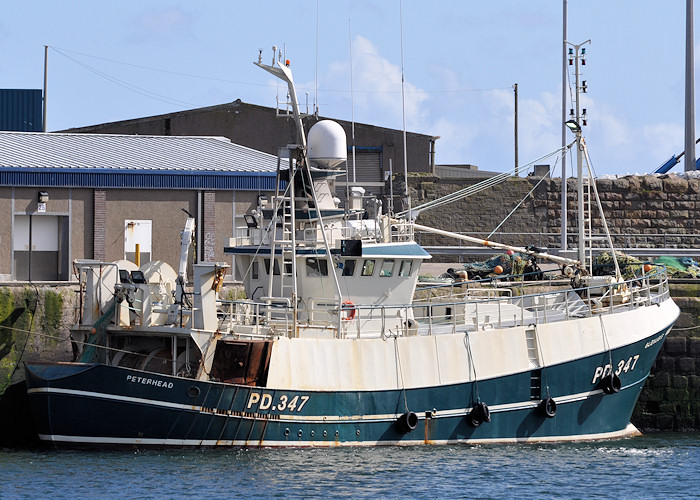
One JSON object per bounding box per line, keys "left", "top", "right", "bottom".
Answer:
{"left": 40, "top": 290, "right": 64, "bottom": 344}
{"left": 0, "top": 288, "right": 17, "bottom": 362}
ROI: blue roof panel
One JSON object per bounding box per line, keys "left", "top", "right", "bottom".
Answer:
{"left": 0, "top": 131, "right": 283, "bottom": 190}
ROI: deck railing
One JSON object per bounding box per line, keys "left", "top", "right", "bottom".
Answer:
{"left": 219, "top": 268, "right": 671, "bottom": 340}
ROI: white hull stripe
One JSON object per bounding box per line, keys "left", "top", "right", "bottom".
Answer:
{"left": 27, "top": 377, "right": 644, "bottom": 424}
{"left": 38, "top": 424, "right": 641, "bottom": 447}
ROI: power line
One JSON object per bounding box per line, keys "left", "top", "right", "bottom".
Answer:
{"left": 52, "top": 47, "right": 198, "bottom": 108}
{"left": 51, "top": 46, "right": 512, "bottom": 97}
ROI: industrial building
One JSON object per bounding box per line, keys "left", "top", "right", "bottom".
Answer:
{"left": 1, "top": 95, "right": 439, "bottom": 282}
{"left": 0, "top": 131, "right": 278, "bottom": 281}
{"left": 65, "top": 100, "right": 439, "bottom": 196}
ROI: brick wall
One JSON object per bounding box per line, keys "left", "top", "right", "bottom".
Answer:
{"left": 93, "top": 189, "right": 106, "bottom": 260}
{"left": 203, "top": 191, "right": 216, "bottom": 262}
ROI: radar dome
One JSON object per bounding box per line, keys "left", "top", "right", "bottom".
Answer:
{"left": 308, "top": 120, "right": 347, "bottom": 169}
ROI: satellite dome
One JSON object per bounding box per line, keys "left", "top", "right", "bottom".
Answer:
{"left": 308, "top": 120, "right": 347, "bottom": 169}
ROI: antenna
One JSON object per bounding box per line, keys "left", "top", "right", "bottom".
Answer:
{"left": 349, "top": 19, "right": 357, "bottom": 184}
{"left": 315, "top": 0, "right": 320, "bottom": 116}
{"left": 399, "top": 0, "right": 409, "bottom": 203}
{"left": 561, "top": 0, "right": 567, "bottom": 252}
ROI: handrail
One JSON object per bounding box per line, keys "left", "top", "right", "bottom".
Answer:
{"left": 224, "top": 268, "right": 670, "bottom": 339}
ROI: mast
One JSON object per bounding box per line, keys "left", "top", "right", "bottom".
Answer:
{"left": 561, "top": 0, "right": 567, "bottom": 251}
{"left": 399, "top": 0, "right": 409, "bottom": 206}
{"left": 566, "top": 40, "right": 590, "bottom": 267}
{"left": 349, "top": 19, "right": 357, "bottom": 184}
{"left": 255, "top": 48, "right": 344, "bottom": 332}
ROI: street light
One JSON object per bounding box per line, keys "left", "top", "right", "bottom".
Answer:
{"left": 565, "top": 120, "right": 581, "bottom": 133}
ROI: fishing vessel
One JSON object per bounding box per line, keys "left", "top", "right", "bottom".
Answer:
{"left": 25, "top": 49, "right": 679, "bottom": 447}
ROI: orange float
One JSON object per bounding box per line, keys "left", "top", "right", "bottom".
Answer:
{"left": 341, "top": 301, "right": 356, "bottom": 321}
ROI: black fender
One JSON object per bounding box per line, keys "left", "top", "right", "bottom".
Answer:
{"left": 599, "top": 373, "right": 621, "bottom": 394}
{"left": 469, "top": 402, "right": 491, "bottom": 427}
{"left": 539, "top": 397, "right": 557, "bottom": 418}
{"left": 396, "top": 411, "right": 418, "bottom": 433}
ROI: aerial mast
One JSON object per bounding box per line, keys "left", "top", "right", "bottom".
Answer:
{"left": 561, "top": 0, "right": 567, "bottom": 251}
{"left": 566, "top": 39, "right": 590, "bottom": 266}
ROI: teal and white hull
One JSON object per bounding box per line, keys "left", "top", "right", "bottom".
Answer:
{"left": 25, "top": 298, "right": 677, "bottom": 447}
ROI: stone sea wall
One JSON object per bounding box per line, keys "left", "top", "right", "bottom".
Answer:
{"left": 633, "top": 284, "right": 700, "bottom": 431}
{"left": 0, "top": 285, "right": 75, "bottom": 394}
{"left": 406, "top": 173, "right": 700, "bottom": 251}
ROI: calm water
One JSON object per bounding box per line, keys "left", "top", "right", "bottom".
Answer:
{"left": 1, "top": 433, "right": 698, "bottom": 499}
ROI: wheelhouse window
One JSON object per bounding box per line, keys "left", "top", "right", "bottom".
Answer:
{"left": 342, "top": 259, "right": 356, "bottom": 277}
{"left": 379, "top": 259, "right": 394, "bottom": 277}
{"left": 361, "top": 259, "right": 375, "bottom": 276}
{"left": 264, "top": 258, "right": 281, "bottom": 275}
{"left": 399, "top": 260, "right": 413, "bottom": 277}
{"left": 306, "top": 257, "right": 328, "bottom": 277}
{"left": 252, "top": 261, "right": 259, "bottom": 280}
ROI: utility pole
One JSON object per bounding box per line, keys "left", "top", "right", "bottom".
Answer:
{"left": 43, "top": 45, "right": 48, "bottom": 132}
{"left": 685, "top": 0, "right": 696, "bottom": 171}
{"left": 514, "top": 83, "right": 519, "bottom": 176}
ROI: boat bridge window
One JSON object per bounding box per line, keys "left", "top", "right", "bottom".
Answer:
{"left": 379, "top": 259, "right": 394, "bottom": 277}
{"left": 342, "top": 259, "right": 356, "bottom": 276}
{"left": 264, "top": 258, "right": 281, "bottom": 275}
{"left": 361, "top": 259, "right": 375, "bottom": 276}
{"left": 252, "top": 261, "right": 259, "bottom": 280}
{"left": 399, "top": 260, "right": 412, "bottom": 277}
{"left": 306, "top": 257, "right": 328, "bottom": 277}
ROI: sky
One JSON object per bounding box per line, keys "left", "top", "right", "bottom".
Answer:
{"left": 1, "top": 1, "right": 697, "bottom": 177}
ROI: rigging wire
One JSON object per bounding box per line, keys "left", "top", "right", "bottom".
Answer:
{"left": 464, "top": 332, "right": 480, "bottom": 404}
{"left": 486, "top": 159, "right": 557, "bottom": 239}
{"left": 398, "top": 143, "right": 572, "bottom": 217}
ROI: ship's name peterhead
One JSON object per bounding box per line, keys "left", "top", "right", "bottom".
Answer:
{"left": 126, "top": 374, "right": 174, "bottom": 389}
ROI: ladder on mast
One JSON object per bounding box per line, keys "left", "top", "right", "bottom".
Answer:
{"left": 580, "top": 171, "right": 594, "bottom": 273}
{"left": 267, "top": 151, "right": 298, "bottom": 332}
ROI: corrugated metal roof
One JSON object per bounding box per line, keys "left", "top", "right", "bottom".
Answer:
{"left": 0, "top": 131, "right": 282, "bottom": 190}
{"left": 0, "top": 131, "right": 278, "bottom": 172}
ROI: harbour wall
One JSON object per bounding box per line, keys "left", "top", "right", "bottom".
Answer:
{"left": 633, "top": 286, "right": 700, "bottom": 431}
{"left": 406, "top": 173, "right": 700, "bottom": 251}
